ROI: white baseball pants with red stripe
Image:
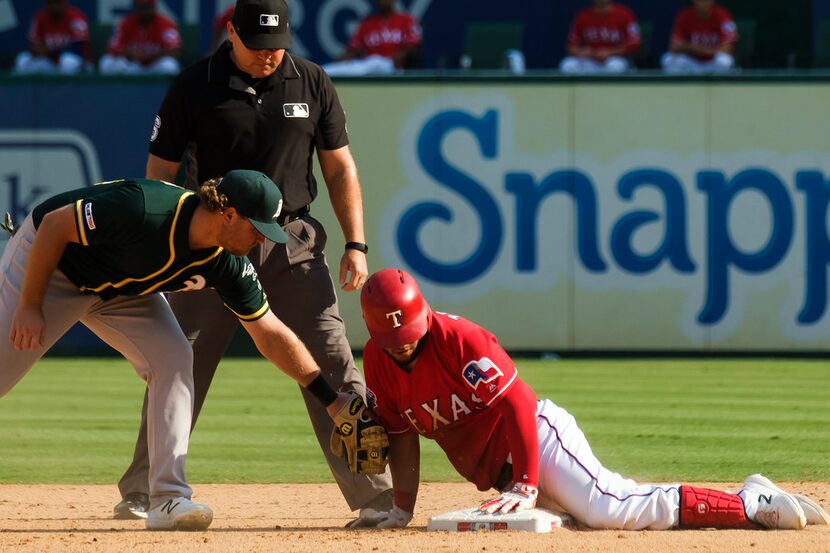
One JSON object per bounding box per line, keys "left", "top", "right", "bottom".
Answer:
{"left": 534, "top": 398, "right": 683, "bottom": 529}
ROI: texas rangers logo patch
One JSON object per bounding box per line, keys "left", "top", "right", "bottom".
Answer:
{"left": 461, "top": 357, "right": 503, "bottom": 390}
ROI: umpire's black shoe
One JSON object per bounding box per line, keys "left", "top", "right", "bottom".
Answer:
{"left": 113, "top": 492, "right": 150, "bottom": 520}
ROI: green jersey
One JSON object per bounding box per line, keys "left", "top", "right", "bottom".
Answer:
{"left": 32, "top": 179, "right": 269, "bottom": 321}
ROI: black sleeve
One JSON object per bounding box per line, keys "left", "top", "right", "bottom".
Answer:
{"left": 148, "top": 74, "right": 191, "bottom": 162}
{"left": 73, "top": 183, "right": 146, "bottom": 247}
{"left": 315, "top": 70, "right": 349, "bottom": 151}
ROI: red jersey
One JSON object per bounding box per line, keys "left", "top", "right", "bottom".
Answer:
{"left": 348, "top": 12, "right": 422, "bottom": 59}
{"left": 364, "top": 312, "right": 537, "bottom": 491}
{"left": 28, "top": 5, "right": 90, "bottom": 59}
{"left": 108, "top": 13, "right": 182, "bottom": 63}
{"left": 566, "top": 3, "right": 641, "bottom": 54}
{"left": 213, "top": 6, "right": 234, "bottom": 35}
{"left": 670, "top": 5, "right": 738, "bottom": 60}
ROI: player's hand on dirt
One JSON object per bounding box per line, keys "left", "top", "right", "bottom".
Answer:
{"left": 339, "top": 248, "right": 368, "bottom": 292}
{"left": 9, "top": 304, "right": 46, "bottom": 351}
{"left": 479, "top": 483, "right": 538, "bottom": 514}
{"left": 376, "top": 506, "right": 413, "bottom": 529}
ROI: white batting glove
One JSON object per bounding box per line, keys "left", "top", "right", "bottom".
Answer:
{"left": 479, "top": 483, "right": 538, "bottom": 514}
{"left": 376, "top": 506, "right": 413, "bottom": 529}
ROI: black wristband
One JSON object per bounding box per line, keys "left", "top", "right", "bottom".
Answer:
{"left": 345, "top": 241, "right": 369, "bottom": 254}
{"left": 305, "top": 373, "right": 339, "bottom": 406}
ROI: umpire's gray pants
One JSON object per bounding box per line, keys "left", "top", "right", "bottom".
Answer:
{"left": 0, "top": 216, "right": 194, "bottom": 507}
{"left": 118, "top": 214, "right": 392, "bottom": 510}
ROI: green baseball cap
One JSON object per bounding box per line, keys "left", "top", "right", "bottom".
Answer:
{"left": 217, "top": 169, "right": 289, "bottom": 244}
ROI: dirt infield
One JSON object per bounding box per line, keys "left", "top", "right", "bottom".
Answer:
{"left": 0, "top": 482, "right": 828, "bottom": 552}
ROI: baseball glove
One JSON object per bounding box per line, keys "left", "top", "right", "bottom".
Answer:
{"left": 329, "top": 392, "right": 390, "bottom": 475}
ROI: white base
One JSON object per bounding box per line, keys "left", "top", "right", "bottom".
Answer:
{"left": 427, "top": 507, "right": 571, "bottom": 533}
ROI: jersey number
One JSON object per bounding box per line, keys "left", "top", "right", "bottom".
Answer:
{"left": 176, "top": 275, "right": 207, "bottom": 292}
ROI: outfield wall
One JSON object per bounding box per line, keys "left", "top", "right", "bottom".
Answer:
{"left": 2, "top": 75, "right": 830, "bottom": 352}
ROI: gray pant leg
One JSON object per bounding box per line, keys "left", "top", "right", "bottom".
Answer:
{"left": 0, "top": 216, "right": 97, "bottom": 396}
{"left": 84, "top": 294, "right": 194, "bottom": 506}
{"left": 1, "top": 217, "right": 194, "bottom": 505}
{"left": 263, "top": 216, "right": 392, "bottom": 510}
{"left": 118, "top": 288, "right": 238, "bottom": 497}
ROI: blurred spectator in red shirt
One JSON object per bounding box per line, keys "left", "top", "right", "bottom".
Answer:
{"left": 559, "top": 0, "right": 641, "bottom": 74}
{"left": 14, "top": 0, "right": 91, "bottom": 74}
{"left": 323, "top": 0, "right": 422, "bottom": 76}
{"left": 211, "top": 5, "right": 235, "bottom": 52}
{"left": 661, "top": 0, "right": 738, "bottom": 73}
{"left": 99, "top": 0, "right": 182, "bottom": 75}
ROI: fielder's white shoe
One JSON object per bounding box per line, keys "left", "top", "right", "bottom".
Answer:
{"left": 744, "top": 474, "right": 830, "bottom": 526}
{"left": 739, "top": 474, "right": 806, "bottom": 530}
{"left": 145, "top": 497, "right": 213, "bottom": 531}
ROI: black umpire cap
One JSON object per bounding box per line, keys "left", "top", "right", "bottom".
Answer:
{"left": 233, "top": 0, "right": 292, "bottom": 50}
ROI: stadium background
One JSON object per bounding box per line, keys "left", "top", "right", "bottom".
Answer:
{"left": 2, "top": 0, "right": 830, "bottom": 353}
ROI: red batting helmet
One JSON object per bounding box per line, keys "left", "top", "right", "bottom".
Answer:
{"left": 361, "top": 268, "right": 432, "bottom": 349}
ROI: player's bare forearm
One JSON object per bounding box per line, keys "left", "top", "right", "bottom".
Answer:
{"left": 669, "top": 40, "right": 688, "bottom": 53}
{"left": 144, "top": 48, "right": 181, "bottom": 65}
{"left": 340, "top": 46, "right": 360, "bottom": 61}
{"left": 146, "top": 154, "right": 181, "bottom": 183}
{"left": 389, "top": 431, "right": 421, "bottom": 511}
{"left": 567, "top": 45, "right": 591, "bottom": 57}
{"left": 318, "top": 146, "right": 365, "bottom": 244}
{"left": 11, "top": 206, "right": 79, "bottom": 351}
{"left": 242, "top": 312, "right": 323, "bottom": 386}
{"left": 319, "top": 146, "right": 368, "bottom": 290}
{"left": 19, "top": 206, "right": 79, "bottom": 308}
{"left": 605, "top": 44, "right": 629, "bottom": 57}
{"left": 31, "top": 41, "right": 50, "bottom": 56}
{"left": 393, "top": 47, "right": 417, "bottom": 68}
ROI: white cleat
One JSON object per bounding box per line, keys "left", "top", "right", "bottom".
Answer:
{"left": 744, "top": 474, "right": 830, "bottom": 526}
{"left": 741, "top": 474, "right": 806, "bottom": 530}
{"left": 145, "top": 497, "right": 213, "bottom": 531}
{"left": 792, "top": 493, "right": 830, "bottom": 525}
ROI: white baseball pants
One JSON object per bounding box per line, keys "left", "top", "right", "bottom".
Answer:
{"left": 535, "top": 398, "right": 681, "bottom": 529}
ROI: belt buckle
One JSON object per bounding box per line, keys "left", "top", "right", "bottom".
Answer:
{"left": 278, "top": 205, "right": 308, "bottom": 227}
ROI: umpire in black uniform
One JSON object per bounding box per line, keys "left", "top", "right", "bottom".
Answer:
{"left": 113, "top": 0, "right": 392, "bottom": 524}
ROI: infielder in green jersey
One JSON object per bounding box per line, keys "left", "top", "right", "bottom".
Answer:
{"left": 0, "top": 170, "right": 361, "bottom": 531}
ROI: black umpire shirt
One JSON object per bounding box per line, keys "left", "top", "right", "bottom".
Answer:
{"left": 148, "top": 42, "right": 349, "bottom": 212}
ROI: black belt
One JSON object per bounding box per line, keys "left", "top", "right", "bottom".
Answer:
{"left": 493, "top": 461, "right": 513, "bottom": 492}
{"left": 276, "top": 205, "right": 309, "bottom": 226}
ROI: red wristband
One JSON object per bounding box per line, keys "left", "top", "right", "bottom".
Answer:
{"left": 393, "top": 490, "right": 417, "bottom": 514}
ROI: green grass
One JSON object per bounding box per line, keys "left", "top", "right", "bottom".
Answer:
{"left": 0, "top": 358, "right": 827, "bottom": 484}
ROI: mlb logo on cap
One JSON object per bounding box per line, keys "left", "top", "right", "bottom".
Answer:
{"left": 233, "top": 0, "right": 292, "bottom": 50}
{"left": 260, "top": 14, "right": 279, "bottom": 27}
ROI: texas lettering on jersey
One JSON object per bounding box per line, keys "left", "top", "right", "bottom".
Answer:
{"left": 363, "top": 312, "right": 521, "bottom": 490}
{"left": 400, "top": 391, "right": 475, "bottom": 434}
